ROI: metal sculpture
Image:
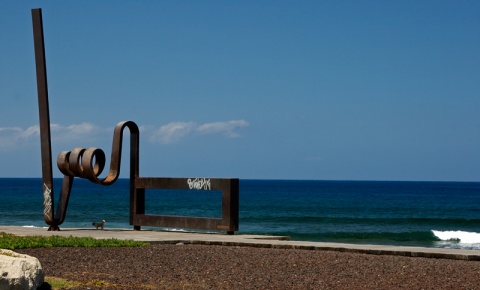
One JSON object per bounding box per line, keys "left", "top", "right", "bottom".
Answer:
{"left": 31, "top": 8, "right": 239, "bottom": 233}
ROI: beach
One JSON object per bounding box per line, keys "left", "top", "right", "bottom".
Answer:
{"left": 19, "top": 244, "right": 480, "bottom": 289}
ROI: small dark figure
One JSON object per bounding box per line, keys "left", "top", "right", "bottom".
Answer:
{"left": 92, "top": 219, "right": 106, "bottom": 230}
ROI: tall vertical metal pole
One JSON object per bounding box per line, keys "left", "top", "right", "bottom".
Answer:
{"left": 32, "top": 8, "right": 56, "bottom": 229}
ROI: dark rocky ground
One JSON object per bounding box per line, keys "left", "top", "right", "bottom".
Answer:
{"left": 19, "top": 244, "right": 480, "bottom": 289}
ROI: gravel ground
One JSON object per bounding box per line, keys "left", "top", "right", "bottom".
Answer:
{"left": 18, "top": 244, "right": 480, "bottom": 289}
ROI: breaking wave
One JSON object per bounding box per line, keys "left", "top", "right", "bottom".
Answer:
{"left": 432, "top": 230, "right": 480, "bottom": 249}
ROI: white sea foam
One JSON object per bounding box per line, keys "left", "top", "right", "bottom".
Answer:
{"left": 163, "top": 228, "right": 216, "bottom": 234}
{"left": 167, "top": 228, "right": 189, "bottom": 232}
{"left": 21, "top": 225, "right": 49, "bottom": 229}
{"left": 432, "top": 230, "right": 480, "bottom": 244}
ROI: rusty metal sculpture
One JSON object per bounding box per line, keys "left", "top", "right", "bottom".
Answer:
{"left": 31, "top": 8, "right": 239, "bottom": 233}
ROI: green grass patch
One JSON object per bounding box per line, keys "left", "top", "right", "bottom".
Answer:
{"left": 0, "top": 232, "right": 149, "bottom": 250}
{"left": 42, "top": 276, "right": 82, "bottom": 289}
{"left": 41, "top": 277, "right": 119, "bottom": 289}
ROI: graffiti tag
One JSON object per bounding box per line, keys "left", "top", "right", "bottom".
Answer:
{"left": 43, "top": 183, "right": 52, "bottom": 217}
{"left": 187, "top": 178, "right": 211, "bottom": 190}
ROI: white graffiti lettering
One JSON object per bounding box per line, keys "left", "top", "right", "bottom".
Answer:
{"left": 187, "top": 178, "right": 211, "bottom": 190}
{"left": 43, "top": 183, "right": 52, "bottom": 217}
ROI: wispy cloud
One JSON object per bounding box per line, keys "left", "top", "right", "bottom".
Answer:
{"left": 50, "top": 122, "right": 102, "bottom": 143}
{"left": 0, "top": 119, "right": 249, "bottom": 149}
{"left": 149, "top": 119, "right": 249, "bottom": 144}
{"left": 0, "top": 122, "right": 102, "bottom": 150}
{"left": 149, "top": 122, "right": 197, "bottom": 144}
{"left": 196, "top": 120, "right": 249, "bottom": 138}
{"left": 0, "top": 126, "right": 38, "bottom": 149}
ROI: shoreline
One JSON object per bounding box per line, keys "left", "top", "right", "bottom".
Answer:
{"left": 2, "top": 226, "right": 480, "bottom": 261}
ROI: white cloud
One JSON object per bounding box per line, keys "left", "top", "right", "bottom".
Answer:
{"left": 0, "top": 122, "right": 101, "bottom": 150}
{"left": 0, "top": 125, "right": 42, "bottom": 149}
{"left": 0, "top": 119, "right": 249, "bottom": 150}
{"left": 23, "top": 125, "right": 40, "bottom": 138}
{"left": 51, "top": 122, "right": 101, "bottom": 143}
{"left": 196, "top": 120, "right": 249, "bottom": 138}
{"left": 149, "top": 119, "right": 249, "bottom": 144}
{"left": 149, "top": 122, "right": 196, "bottom": 144}
{"left": 0, "top": 127, "right": 32, "bottom": 149}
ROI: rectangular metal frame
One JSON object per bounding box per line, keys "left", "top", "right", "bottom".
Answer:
{"left": 131, "top": 177, "right": 239, "bottom": 234}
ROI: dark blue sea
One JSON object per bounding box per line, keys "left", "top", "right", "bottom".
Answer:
{"left": 1, "top": 178, "right": 480, "bottom": 250}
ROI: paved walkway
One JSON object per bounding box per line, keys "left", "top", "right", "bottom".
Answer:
{"left": 1, "top": 226, "right": 479, "bottom": 261}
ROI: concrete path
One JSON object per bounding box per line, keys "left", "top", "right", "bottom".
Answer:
{"left": 1, "top": 226, "right": 479, "bottom": 261}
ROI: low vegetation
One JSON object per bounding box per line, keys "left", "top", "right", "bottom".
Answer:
{"left": 0, "top": 232, "right": 149, "bottom": 250}
{"left": 1, "top": 232, "right": 150, "bottom": 289}
{"left": 40, "top": 277, "right": 122, "bottom": 289}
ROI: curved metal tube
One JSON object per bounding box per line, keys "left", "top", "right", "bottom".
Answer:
{"left": 43, "top": 121, "right": 139, "bottom": 230}
{"left": 54, "top": 121, "right": 139, "bottom": 221}
{"left": 57, "top": 121, "right": 139, "bottom": 185}
{"left": 33, "top": 7, "right": 140, "bottom": 230}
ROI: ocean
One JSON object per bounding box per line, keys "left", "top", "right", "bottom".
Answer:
{"left": 1, "top": 178, "right": 479, "bottom": 250}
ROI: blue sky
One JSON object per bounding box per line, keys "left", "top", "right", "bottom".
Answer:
{"left": 1, "top": 1, "right": 479, "bottom": 181}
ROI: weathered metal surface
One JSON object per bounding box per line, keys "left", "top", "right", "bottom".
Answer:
{"left": 32, "top": 8, "right": 60, "bottom": 230}
{"left": 31, "top": 8, "right": 238, "bottom": 234}
{"left": 56, "top": 121, "right": 139, "bottom": 186}
{"left": 132, "top": 215, "right": 222, "bottom": 230}
{"left": 134, "top": 177, "right": 239, "bottom": 232}
{"left": 55, "top": 121, "right": 140, "bottom": 230}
